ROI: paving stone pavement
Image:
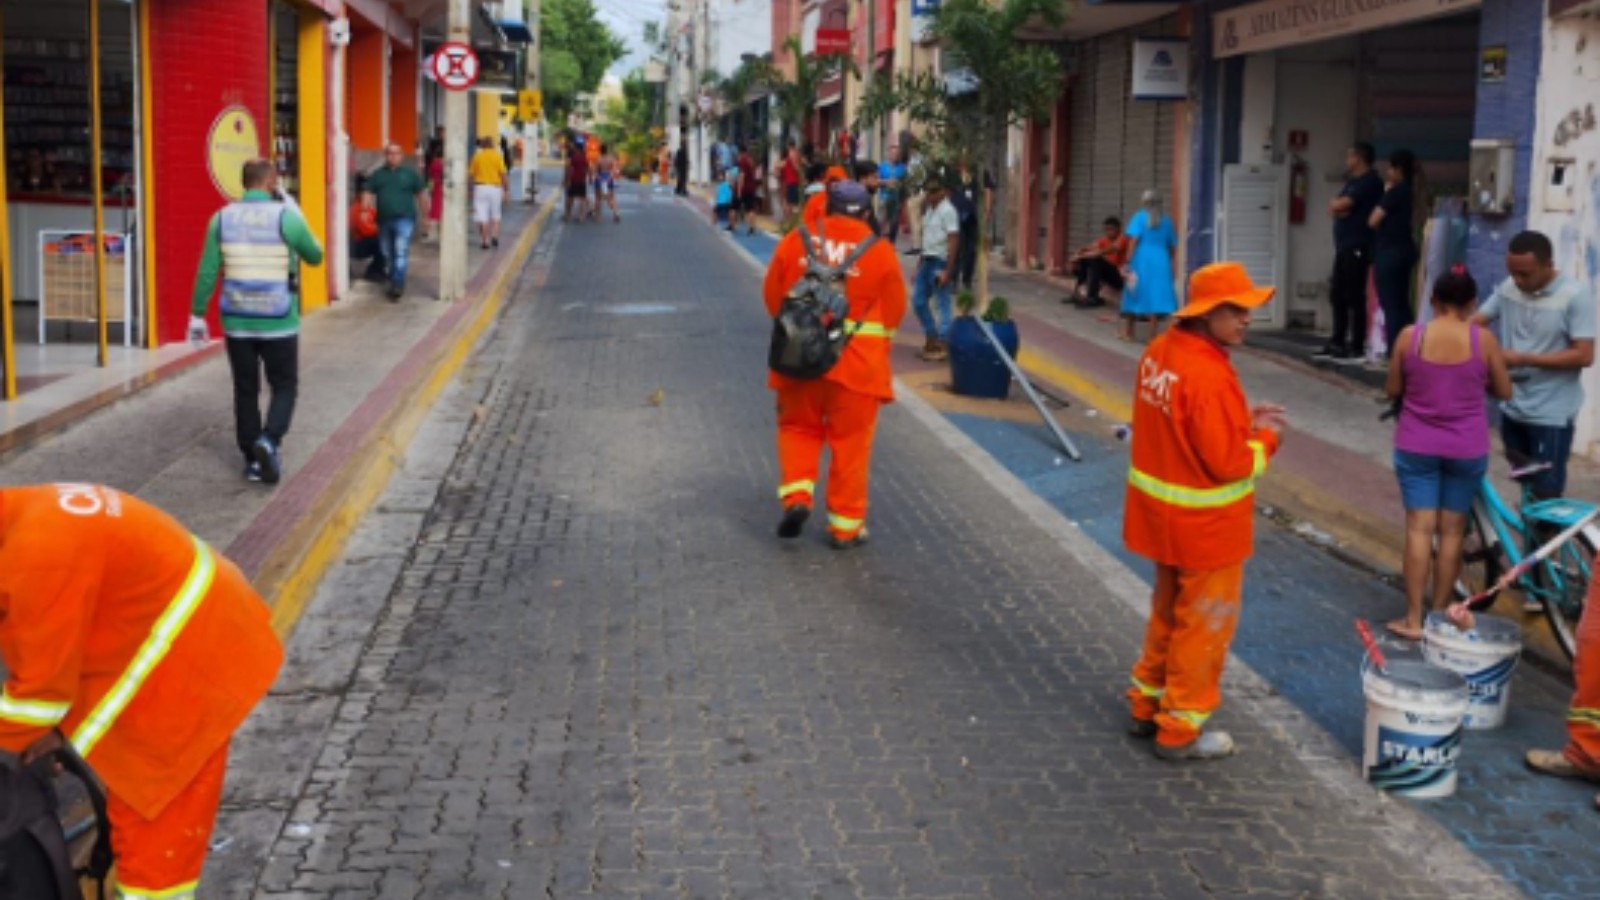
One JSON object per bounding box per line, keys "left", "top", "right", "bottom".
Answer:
{"left": 246, "top": 184, "right": 1521, "bottom": 899}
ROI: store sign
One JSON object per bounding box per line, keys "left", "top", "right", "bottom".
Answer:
{"left": 473, "top": 48, "right": 519, "bottom": 91}
{"left": 1132, "top": 38, "right": 1188, "bottom": 101}
{"left": 1213, "top": 0, "right": 1482, "bottom": 59}
{"left": 816, "top": 28, "right": 851, "bottom": 55}
{"left": 206, "top": 106, "right": 261, "bottom": 201}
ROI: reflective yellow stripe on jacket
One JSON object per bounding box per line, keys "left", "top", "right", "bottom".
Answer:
{"left": 70, "top": 537, "right": 217, "bottom": 757}
{"left": 0, "top": 690, "right": 70, "bottom": 727}
{"left": 1128, "top": 440, "right": 1268, "bottom": 510}
{"left": 844, "top": 320, "right": 895, "bottom": 338}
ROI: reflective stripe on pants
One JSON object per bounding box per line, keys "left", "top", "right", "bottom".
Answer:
{"left": 110, "top": 740, "right": 229, "bottom": 900}
{"left": 775, "top": 380, "right": 881, "bottom": 540}
{"left": 1128, "top": 563, "right": 1244, "bottom": 748}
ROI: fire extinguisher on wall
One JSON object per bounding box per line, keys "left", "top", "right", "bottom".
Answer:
{"left": 1289, "top": 155, "right": 1308, "bottom": 225}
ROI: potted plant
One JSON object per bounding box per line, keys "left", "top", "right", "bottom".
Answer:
{"left": 947, "top": 294, "right": 1020, "bottom": 400}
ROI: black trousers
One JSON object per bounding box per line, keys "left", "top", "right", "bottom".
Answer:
{"left": 225, "top": 335, "right": 298, "bottom": 461}
{"left": 1373, "top": 247, "right": 1417, "bottom": 352}
{"left": 1073, "top": 257, "right": 1124, "bottom": 299}
{"left": 675, "top": 170, "right": 688, "bottom": 195}
{"left": 956, "top": 222, "right": 979, "bottom": 290}
{"left": 1330, "top": 246, "right": 1373, "bottom": 352}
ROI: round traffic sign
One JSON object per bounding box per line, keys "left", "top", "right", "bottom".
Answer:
{"left": 431, "top": 42, "right": 480, "bottom": 91}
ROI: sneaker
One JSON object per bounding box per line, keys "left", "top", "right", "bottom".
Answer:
{"left": 244, "top": 461, "right": 264, "bottom": 483}
{"left": 1153, "top": 731, "right": 1236, "bottom": 761}
{"left": 922, "top": 341, "right": 949, "bottom": 363}
{"left": 829, "top": 530, "right": 870, "bottom": 551}
{"left": 777, "top": 505, "right": 811, "bottom": 540}
{"left": 492, "top": 237, "right": 500, "bottom": 248}
{"left": 481, "top": 241, "right": 490, "bottom": 249}
{"left": 251, "top": 435, "right": 282, "bottom": 485}
{"left": 1332, "top": 351, "right": 1367, "bottom": 367}
{"left": 1526, "top": 749, "right": 1600, "bottom": 782}
{"left": 1127, "top": 717, "right": 1157, "bottom": 739}
{"left": 387, "top": 283, "right": 403, "bottom": 302}
{"left": 1311, "top": 343, "right": 1346, "bottom": 361}
{"left": 903, "top": 247, "right": 921, "bottom": 256}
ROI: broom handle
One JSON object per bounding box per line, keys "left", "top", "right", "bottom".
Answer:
{"left": 1464, "top": 507, "right": 1600, "bottom": 610}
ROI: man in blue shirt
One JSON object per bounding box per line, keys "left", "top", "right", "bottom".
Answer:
{"left": 1316, "top": 142, "right": 1384, "bottom": 363}
{"left": 877, "top": 145, "right": 908, "bottom": 243}
{"left": 1476, "top": 230, "right": 1597, "bottom": 501}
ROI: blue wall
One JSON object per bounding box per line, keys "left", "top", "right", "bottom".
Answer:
{"left": 1465, "top": 0, "right": 1542, "bottom": 281}
{"left": 1183, "top": 0, "right": 1541, "bottom": 286}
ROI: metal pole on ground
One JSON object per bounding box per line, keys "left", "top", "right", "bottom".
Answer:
{"left": 974, "top": 317, "right": 1081, "bottom": 461}
{"left": 439, "top": 0, "right": 471, "bottom": 301}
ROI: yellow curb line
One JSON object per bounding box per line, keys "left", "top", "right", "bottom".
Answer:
{"left": 264, "top": 197, "right": 557, "bottom": 637}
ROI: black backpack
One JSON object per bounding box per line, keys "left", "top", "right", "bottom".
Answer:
{"left": 0, "top": 746, "right": 112, "bottom": 900}
{"left": 768, "top": 224, "right": 879, "bottom": 380}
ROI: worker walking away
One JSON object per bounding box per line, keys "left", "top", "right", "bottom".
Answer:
{"left": 189, "top": 158, "right": 325, "bottom": 485}
{"left": 0, "top": 483, "right": 283, "bottom": 899}
{"left": 763, "top": 181, "right": 908, "bottom": 549}
{"left": 1123, "top": 262, "right": 1286, "bottom": 760}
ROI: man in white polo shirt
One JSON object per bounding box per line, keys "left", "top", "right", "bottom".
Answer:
{"left": 911, "top": 175, "right": 961, "bottom": 362}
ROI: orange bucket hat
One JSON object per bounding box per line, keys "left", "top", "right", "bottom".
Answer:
{"left": 824, "top": 165, "right": 848, "bottom": 184}
{"left": 1173, "top": 262, "right": 1276, "bottom": 319}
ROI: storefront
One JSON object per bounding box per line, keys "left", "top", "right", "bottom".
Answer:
{"left": 1186, "top": 0, "right": 1534, "bottom": 335}
{"left": 0, "top": 0, "right": 139, "bottom": 395}
{"left": 0, "top": 0, "right": 341, "bottom": 400}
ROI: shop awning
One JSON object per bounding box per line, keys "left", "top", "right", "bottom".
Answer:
{"left": 1016, "top": 1, "right": 1181, "bottom": 43}
{"left": 480, "top": 2, "right": 535, "bottom": 44}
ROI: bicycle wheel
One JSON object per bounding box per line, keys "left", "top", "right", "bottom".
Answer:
{"left": 1530, "top": 524, "right": 1596, "bottom": 661}
{"left": 1451, "top": 507, "right": 1506, "bottom": 602}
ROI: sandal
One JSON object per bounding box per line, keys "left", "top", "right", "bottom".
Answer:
{"left": 1385, "top": 620, "right": 1424, "bottom": 642}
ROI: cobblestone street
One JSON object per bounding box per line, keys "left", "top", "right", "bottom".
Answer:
{"left": 231, "top": 184, "right": 1523, "bottom": 899}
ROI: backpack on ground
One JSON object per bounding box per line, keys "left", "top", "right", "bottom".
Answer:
{"left": 0, "top": 744, "right": 112, "bottom": 900}
{"left": 768, "top": 224, "right": 879, "bottom": 380}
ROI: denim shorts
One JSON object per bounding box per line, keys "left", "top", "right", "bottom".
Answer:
{"left": 1394, "top": 449, "right": 1488, "bottom": 514}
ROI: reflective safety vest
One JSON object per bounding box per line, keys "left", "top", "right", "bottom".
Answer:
{"left": 0, "top": 485, "right": 282, "bottom": 818}
{"left": 763, "top": 214, "right": 910, "bottom": 402}
{"left": 219, "top": 201, "right": 293, "bottom": 319}
{"left": 1122, "top": 328, "right": 1281, "bottom": 570}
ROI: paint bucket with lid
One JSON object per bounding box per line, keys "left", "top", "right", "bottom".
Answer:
{"left": 1361, "top": 655, "right": 1470, "bottom": 798}
{"left": 1422, "top": 611, "right": 1522, "bottom": 730}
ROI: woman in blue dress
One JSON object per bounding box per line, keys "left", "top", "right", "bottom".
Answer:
{"left": 1119, "top": 190, "right": 1179, "bottom": 342}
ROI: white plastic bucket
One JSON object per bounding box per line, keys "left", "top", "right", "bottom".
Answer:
{"left": 1361, "top": 658, "right": 1470, "bottom": 798}
{"left": 1421, "top": 611, "right": 1522, "bottom": 730}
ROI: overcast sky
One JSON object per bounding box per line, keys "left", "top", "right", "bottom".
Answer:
{"left": 595, "top": 0, "right": 666, "bottom": 76}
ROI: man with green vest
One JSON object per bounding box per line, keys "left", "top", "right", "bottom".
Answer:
{"left": 188, "top": 159, "right": 324, "bottom": 485}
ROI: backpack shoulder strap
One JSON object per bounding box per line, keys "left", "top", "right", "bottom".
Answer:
{"left": 838, "top": 234, "right": 879, "bottom": 272}
{"left": 797, "top": 224, "right": 821, "bottom": 264}
{"left": 51, "top": 747, "right": 113, "bottom": 888}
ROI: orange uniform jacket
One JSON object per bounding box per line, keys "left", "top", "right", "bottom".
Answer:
{"left": 1123, "top": 329, "right": 1281, "bottom": 570}
{"left": 763, "top": 214, "right": 908, "bottom": 401}
{"left": 801, "top": 191, "right": 827, "bottom": 233}
{"left": 0, "top": 485, "right": 282, "bottom": 819}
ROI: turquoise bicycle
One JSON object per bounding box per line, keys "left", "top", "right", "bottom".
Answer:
{"left": 1455, "top": 457, "right": 1599, "bottom": 660}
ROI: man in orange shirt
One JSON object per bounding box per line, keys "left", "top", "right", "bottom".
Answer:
{"left": 763, "top": 181, "right": 908, "bottom": 548}
{"left": 1123, "top": 263, "right": 1286, "bottom": 760}
{"left": 1067, "top": 216, "right": 1131, "bottom": 308}
{"left": 0, "top": 484, "right": 283, "bottom": 899}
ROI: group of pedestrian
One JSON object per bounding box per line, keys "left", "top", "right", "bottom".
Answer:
{"left": 1061, "top": 189, "right": 1179, "bottom": 342}
{"left": 561, "top": 132, "right": 622, "bottom": 225}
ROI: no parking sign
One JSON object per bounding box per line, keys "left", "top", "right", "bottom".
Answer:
{"left": 431, "top": 42, "right": 479, "bottom": 91}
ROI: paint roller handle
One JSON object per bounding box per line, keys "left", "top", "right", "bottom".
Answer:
{"left": 1355, "top": 619, "right": 1388, "bottom": 674}
{"left": 1461, "top": 506, "right": 1600, "bottom": 611}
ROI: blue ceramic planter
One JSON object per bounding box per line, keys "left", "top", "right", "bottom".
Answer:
{"left": 948, "top": 316, "right": 1020, "bottom": 400}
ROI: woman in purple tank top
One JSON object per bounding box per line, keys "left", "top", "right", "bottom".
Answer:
{"left": 1383, "top": 268, "right": 1513, "bottom": 640}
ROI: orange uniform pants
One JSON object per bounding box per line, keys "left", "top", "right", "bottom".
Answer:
{"left": 1564, "top": 575, "right": 1600, "bottom": 770}
{"left": 108, "top": 740, "right": 230, "bottom": 899}
{"left": 775, "top": 380, "right": 882, "bottom": 540}
{"left": 1128, "top": 564, "right": 1244, "bottom": 748}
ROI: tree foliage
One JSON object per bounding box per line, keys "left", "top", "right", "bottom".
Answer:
{"left": 539, "top": 0, "right": 628, "bottom": 126}
{"left": 857, "top": 0, "right": 1067, "bottom": 301}
{"left": 596, "top": 70, "right": 659, "bottom": 172}
{"left": 769, "top": 36, "right": 855, "bottom": 143}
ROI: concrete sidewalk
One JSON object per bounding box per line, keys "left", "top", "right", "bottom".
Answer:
{"left": 0, "top": 194, "right": 555, "bottom": 628}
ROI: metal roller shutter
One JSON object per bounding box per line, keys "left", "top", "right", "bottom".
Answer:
{"left": 1089, "top": 35, "right": 1127, "bottom": 247}
{"left": 1067, "top": 43, "right": 1099, "bottom": 252}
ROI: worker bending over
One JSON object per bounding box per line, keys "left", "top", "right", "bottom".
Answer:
{"left": 0, "top": 484, "right": 283, "bottom": 899}
{"left": 763, "top": 181, "right": 908, "bottom": 548}
{"left": 1123, "top": 263, "right": 1286, "bottom": 760}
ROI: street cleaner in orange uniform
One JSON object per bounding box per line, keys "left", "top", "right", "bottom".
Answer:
{"left": 801, "top": 166, "right": 849, "bottom": 234}
{"left": 1454, "top": 578, "right": 1600, "bottom": 810}
{"left": 0, "top": 484, "right": 283, "bottom": 898}
{"left": 1124, "top": 262, "right": 1287, "bottom": 760}
{"left": 764, "top": 181, "right": 908, "bottom": 548}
